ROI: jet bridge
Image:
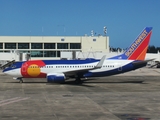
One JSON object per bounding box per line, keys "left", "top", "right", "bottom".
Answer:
{"left": 0, "top": 60, "right": 15, "bottom": 69}
{"left": 0, "top": 50, "right": 30, "bottom": 68}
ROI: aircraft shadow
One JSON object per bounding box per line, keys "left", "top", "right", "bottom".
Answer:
{"left": 83, "top": 81, "right": 145, "bottom": 84}
{"left": 62, "top": 81, "right": 94, "bottom": 87}
{"left": 4, "top": 78, "right": 146, "bottom": 86}
{"left": 4, "top": 81, "right": 46, "bottom": 84}
{"left": 4, "top": 81, "right": 94, "bottom": 87}
{"left": 82, "top": 79, "right": 145, "bottom": 84}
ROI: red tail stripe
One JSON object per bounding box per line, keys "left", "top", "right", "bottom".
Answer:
{"left": 128, "top": 31, "right": 152, "bottom": 60}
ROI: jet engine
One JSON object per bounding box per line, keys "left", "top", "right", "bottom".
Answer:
{"left": 47, "top": 73, "right": 66, "bottom": 83}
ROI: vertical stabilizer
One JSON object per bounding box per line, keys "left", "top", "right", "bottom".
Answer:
{"left": 109, "top": 27, "right": 152, "bottom": 60}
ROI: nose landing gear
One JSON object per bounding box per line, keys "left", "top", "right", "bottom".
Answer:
{"left": 13, "top": 77, "right": 24, "bottom": 83}
{"left": 19, "top": 79, "right": 23, "bottom": 83}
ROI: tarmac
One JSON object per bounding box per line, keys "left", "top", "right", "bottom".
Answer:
{"left": 0, "top": 68, "right": 160, "bottom": 120}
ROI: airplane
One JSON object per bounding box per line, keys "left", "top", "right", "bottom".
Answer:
{"left": 2, "top": 27, "right": 153, "bottom": 83}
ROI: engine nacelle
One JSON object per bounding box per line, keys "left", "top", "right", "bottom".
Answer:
{"left": 47, "top": 73, "right": 66, "bottom": 83}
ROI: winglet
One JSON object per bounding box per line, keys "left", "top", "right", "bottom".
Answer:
{"left": 95, "top": 55, "right": 106, "bottom": 69}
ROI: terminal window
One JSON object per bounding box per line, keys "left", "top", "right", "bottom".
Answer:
{"left": 57, "top": 43, "right": 68, "bottom": 49}
{"left": 57, "top": 51, "right": 60, "bottom": 57}
{"left": 61, "top": 38, "right": 65, "bottom": 41}
{"left": 93, "top": 39, "right": 96, "bottom": 41}
{"left": 18, "top": 43, "right": 29, "bottom": 49}
{"left": 44, "top": 51, "right": 56, "bottom": 57}
{"left": 44, "top": 43, "right": 55, "bottom": 49}
{"left": 31, "top": 43, "right": 43, "bottom": 49}
{"left": 0, "top": 43, "right": 3, "bottom": 49}
{"left": 20, "top": 50, "right": 30, "bottom": 53}
{"left": 5, "top": 43, "right": 16, "bottom": 49}
{"left": 31, "top": 51, "right": 43, "bottom": 57}
{"left": 70, "top": 43, "right": 81, "bottom": 49}
{"left": 4, "top": 51, "right": 10, "bottom": 53}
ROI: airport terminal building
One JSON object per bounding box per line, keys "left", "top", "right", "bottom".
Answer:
{"left": 0, "top": 36, "right": 109, "bottom": 60}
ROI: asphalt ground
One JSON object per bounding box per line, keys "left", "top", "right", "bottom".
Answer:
{"left": 0, "top": 68, "right": 160, "bottom": 120}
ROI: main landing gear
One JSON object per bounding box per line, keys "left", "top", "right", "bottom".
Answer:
{"left": 75, "top": 77, "right": 82, "bottom": 84}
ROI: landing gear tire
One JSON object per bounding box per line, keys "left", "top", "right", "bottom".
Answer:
{"left": 75, "top": 77, "right": 82, "bottom": 84}
{"left": 19, "top": 79, "right": 23, "bottom": 83}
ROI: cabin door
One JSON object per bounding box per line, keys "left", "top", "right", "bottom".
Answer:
{"left": 118, "top": 64, "right": 122, "bottom": 71}
{"left": 22, "top": 63, "right": 28, "bottom": 73}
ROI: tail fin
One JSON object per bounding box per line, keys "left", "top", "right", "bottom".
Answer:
{"left": 109, "top": 27, "right": 152, "bottom": 60}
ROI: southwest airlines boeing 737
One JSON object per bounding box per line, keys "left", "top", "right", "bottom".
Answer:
{"left": 2, "top": 27, "right": 153, "bottom": 83}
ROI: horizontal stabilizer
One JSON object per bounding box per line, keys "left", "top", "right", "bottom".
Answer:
{"left": 132, "top": 59, "right": 155, "bottom": 66}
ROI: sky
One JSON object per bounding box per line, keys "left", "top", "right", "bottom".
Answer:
{"left": 0, "top": 0, "right": 160, "bottom": 48}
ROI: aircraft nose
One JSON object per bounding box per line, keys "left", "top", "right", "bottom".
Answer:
{"left": 2, "top": 68, "right": 15, "bottom": 76}
{"left": 3, "top": 68, "right": 7, "bottom": 73}
{"left": 2, "top": 68, "right": 10, "bottom": 75}
{"left": 2, "top": 68, "right": 22, "bottom": 77}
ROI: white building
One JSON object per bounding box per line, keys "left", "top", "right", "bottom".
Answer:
{"left": 1, "top": 35, "right": 159, "bottom": 68}
{"left": 0, "top": 36, "right": 109, "bottom": 60}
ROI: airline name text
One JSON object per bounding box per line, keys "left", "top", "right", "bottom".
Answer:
{"left": 125, "top": 30, "right": 148, "bottom": 57}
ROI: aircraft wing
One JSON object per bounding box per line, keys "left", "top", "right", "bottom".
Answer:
{"left": 64, "top": 55, "right": 106, "bottom": 77}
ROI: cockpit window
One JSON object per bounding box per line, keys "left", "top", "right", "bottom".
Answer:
{"left": 11, "top": 65, "right": 16, "bottom": 68}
